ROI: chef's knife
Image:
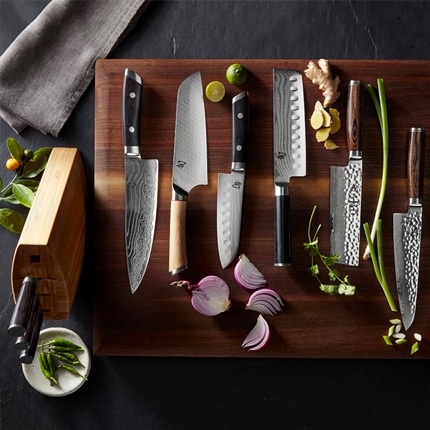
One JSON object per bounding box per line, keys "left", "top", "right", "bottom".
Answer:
{"left": 8, "top": 276, "right": 37, "bottom": 337}
{"left": 273, "top": 69, "right": 306, "bottom": 266}
{"left": 19, "top": 309, "right": 44, "bottom": 364}
{"left": 169, "top": 71, "right": 207, "bottom": 275}
{"left": 393, "top": 127, "right": 425, "bottom": 330}
{"left": 330, "top": 80, "right": 364, "bottom": 266}
{"left": 15, "top": 295, "right": 40, "bottom": 350}
{"left": 217, "top": 91, "right": 249, "bottom": 268}
{"left": 123, "top": 68, "right": 159, "bottom": 294}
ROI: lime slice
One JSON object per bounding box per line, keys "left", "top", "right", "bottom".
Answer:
{"left": 226, "top": 63, "right": 248, "bottom": 86}
{"left": 205, "top": 81, "right": 225, "bottom": 102}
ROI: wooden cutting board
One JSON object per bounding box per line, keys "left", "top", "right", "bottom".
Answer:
{"left": 94, "top": 59, "right": 430, "bottom": 358}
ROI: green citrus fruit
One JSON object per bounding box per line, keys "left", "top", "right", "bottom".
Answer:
{"left": 226, "top": 63, "right": 248, "bottom": 86}
{"left": 205, "top": 81, "right": 225, "bottom": 102}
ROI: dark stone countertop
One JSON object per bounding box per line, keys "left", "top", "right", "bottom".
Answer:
{"left": 1, "top": 1, "right": 430, "bottom": 429}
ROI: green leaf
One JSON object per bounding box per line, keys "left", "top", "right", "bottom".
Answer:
{"left": 33, "top": 147, "right": 52, "bottom": 159}
{"left": 322, "top": 254, "right": 340, "bottom": 266}
{"left": 0, "top": 207, "right": 24, "bottom": 233}
{"left": 320, "top": 284, "right": 338, "bottom": 295}
{"left": 0, "top": 194, "right": 20, "bottom": 204}
{"left": 12, "top": 183, "right": 34, "bottom": 208}
{"left": 0, "top": 176, "right": 3, "bottom": 191}
{"left": 21, "top": 153, "right": 47, "bottom": 178}
{"left": 6, "top": 137, "right": 23, "bottom": 161}
{"left": 2, "top": 179, "right": 39, "bottom": 197}
{"left": 308, "top": 264, "right": 319, "bottom": 277}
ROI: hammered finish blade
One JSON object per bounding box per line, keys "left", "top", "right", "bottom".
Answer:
{"left": 123, "top": 68, "right": 159, "bottom": 294}
{"left": 393, "top": 127, "right": 425, "bottom": 330}
{"left": 329, "top": 80, "right": 364, "bottom": 266}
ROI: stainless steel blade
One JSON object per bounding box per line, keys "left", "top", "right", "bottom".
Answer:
{"left": 172, "top": 71, "right": 207, "bottom": 195}
{"left": 123, "top": 68, "right": 159, "bottom": 293}
{"left": 329, "top": 80, "right": 364, "bottom": 266}
{"left": 393, "top": 127, "right": 425, "bottom": 330}
{"left": 169, "top": 71, "right": 207, "bottom": 275}
{"left": 273, "top": 69, "right": 306, "bottom": 266}
{"left": 217, "top": 170, "right": 245, "bottom": 268}
{"left": 217, "top": 91, "right": 249, "bottom": 269}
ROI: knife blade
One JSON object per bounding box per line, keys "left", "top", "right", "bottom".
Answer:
{"left": 169, "top": 71, "right": 207, "bottom": 275}
{"left": 217, "top": 91, "right": 249, "bottom": 268}
{"left": 273, "top": 69, "right": 306, "bottom": 266}
{"left": 330, "top": 79, "right": 364, "bottom": 266}
{"left": 123, "top": 68, "right": 159, "bottom": 294}
{"left": 393, "top": 127, "right": 425, "bottom": 330}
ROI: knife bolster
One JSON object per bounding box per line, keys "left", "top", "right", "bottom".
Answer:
{"left": 169, "top": 199, "right": 188, "bottom": 275}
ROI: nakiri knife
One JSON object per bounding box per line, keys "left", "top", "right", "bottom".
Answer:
{"left": 217, "top": 91, "right": 249, "bottom": 268}
{"left": 169, "top": 71, "right": 207, "bottom": 275}
{"left": 273, "top": 69, "right": 306, "bottom": 266}
{"left": 123, "top": 68, "right": 159, "bottom": 294}
{"left": 329, "top": 79, "right": 364, "bottom": 266}
{"left": 393, "top": 127, "right": 425, "bottom": 330}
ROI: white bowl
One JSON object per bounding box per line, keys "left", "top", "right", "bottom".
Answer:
{"left": 22, "top": 327, "right": 91, "bottom": 397}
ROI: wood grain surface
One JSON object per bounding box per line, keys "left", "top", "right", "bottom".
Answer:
{"left": 94, "top": 59, "right": 430, "bottom": 358}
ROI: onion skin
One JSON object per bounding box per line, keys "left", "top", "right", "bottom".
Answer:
{"left": 242, "top": 314, "right": 271, "bottom": 351}
{"left": 245, "top": 288, "right": 284, "bottom": 316}
{"left": 234, "top": 254, "right": 267, "bottom": 290}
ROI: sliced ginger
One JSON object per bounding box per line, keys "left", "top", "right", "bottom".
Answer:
{"left": 309, "top": 101, "right": 341, "bottom": 149}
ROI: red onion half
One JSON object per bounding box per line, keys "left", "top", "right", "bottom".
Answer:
{"left": 234, "top": 254, "right": 267, "bottom": 290}
{"left": 172, "top": 276, "right": 231, "bottom": 316}
{"left": 242, "top": 314, "right": 270, "bottom": 351}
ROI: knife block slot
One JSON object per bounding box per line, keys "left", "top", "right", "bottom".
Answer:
{"left": 11, "top": 148, "right": 86, "bottom": 320}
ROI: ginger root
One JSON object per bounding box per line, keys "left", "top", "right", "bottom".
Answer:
{"left": 304, "top": 59, "right": 340, "bottom": 107}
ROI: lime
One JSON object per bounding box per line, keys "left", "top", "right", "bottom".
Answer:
{"left": 205, "top": 81, "right": 225, "bottom": 102}
{"left": 226, "top": 63, "right": 248, "bottom": 86}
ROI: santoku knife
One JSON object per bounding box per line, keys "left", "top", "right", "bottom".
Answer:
{"left": 330, "top": 79, "right": 364, "bottom": 266}
{"left": 123, "top": 68, "right": 159, "bottom": 294}
{"left": 217, "top": 91, "right": 249, "bottom": 268}
{"left": 273, "top": 69, "right": 306, "bottom": 266}
{"left": 169, "top": 71, "right": 207, "bottom": 275}
{"left": 393, "top": 127, "right": 425, "bottom": 330}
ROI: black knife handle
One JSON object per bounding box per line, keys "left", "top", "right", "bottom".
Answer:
{"left": 19, "top": 310, "right": 44, "bottom": 365}
{"left": 275, "top": 190, "right": 292, "bottom": 266}
{"left": 408, "top": 127, "right": 426, "bottom": 201}
{"left": 232, "top": 91, "right": 249, "bottom": 166}
{"left": 123, "top": 68, "right": 143, "bottom": 151}
{"left": 15, "top": 295, "right": 40, "bottom": 350}
{"left": 8, "top": 277, "right": 37, "bottom": 337}
{"left": 346, "top": 80, "right": 364, "bottom": 154}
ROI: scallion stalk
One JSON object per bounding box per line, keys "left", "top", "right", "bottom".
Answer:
{"left": 363, "top": 79, "right": 389, "bottom": 260}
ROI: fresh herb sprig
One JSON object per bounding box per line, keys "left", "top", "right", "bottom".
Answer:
{"left": 0, "top": 138, "right": 51, "bottom": 233}
{"left": 304, "top": 205, "right": 356, "bottom": 296}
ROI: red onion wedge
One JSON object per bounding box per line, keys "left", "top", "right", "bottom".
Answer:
{"left": 245, "top": 288, "right": 284, "bottom": 316}
{"left": 171, "top": 276, "right": 231, "bottom": 316}
{"left": 234, "top": 254, "right": 267, "bottom": 290}
{"left": 242, "top": 314, "right": 270, "bottom": 351}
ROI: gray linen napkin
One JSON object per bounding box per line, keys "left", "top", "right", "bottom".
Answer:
{"left": 0, "top": 0, "right": 151, "bottom": 137}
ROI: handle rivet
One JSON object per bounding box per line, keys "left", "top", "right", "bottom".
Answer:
{"left": 129, "top": 126, "right": 135, "bottom": 133}
{"left": 129, "top": 92, "right": 136, "bottom": 99}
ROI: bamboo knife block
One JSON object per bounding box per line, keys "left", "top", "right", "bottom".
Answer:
{"left": 11, "top": 147, "right": 86, "bottom": 320}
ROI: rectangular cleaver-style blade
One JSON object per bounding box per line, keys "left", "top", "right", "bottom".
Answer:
{"left": 217, "top": 91, "right": 249, "bottom": 268}
{"left": 123, "top": 68, "right": 159, "bottom": 294}
{"left": 393, "top": 127, "right": 425, "bottom": 330}
{"left": 273, "top": 69, "right": 306, "bottom": 266}
{"left": 169, "top": 71, "right": 207, "bottom": 275}
{"left": 330, "top": 80, "right": 364, "bottom": 266}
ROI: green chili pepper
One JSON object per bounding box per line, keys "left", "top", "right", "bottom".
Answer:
{"left": 46, "top": 352, "right": 57, "bottom": 375}
{"left": 47, "top": 345, "right": 83, "bottom": 353}
{"left": 58, "top": 365, "right": 88, "bottom": 381}
{"left": 49, "top": 352, "right": 82, "bottom": 366}
{"left": 38, "top": 352, "right": 58, "bottom": 386}
{"left": 47, "top": 338, "right": 84, "bottom": 351}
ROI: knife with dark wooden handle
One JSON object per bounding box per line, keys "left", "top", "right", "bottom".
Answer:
{"left": 19, "top": 309, "right": 44, "bottom": 364}
{"left": 8, "top": 277, "right": 38, "bottom": 337}
{"left": 15, "top": 295, "right": 40, "bottom": 350}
